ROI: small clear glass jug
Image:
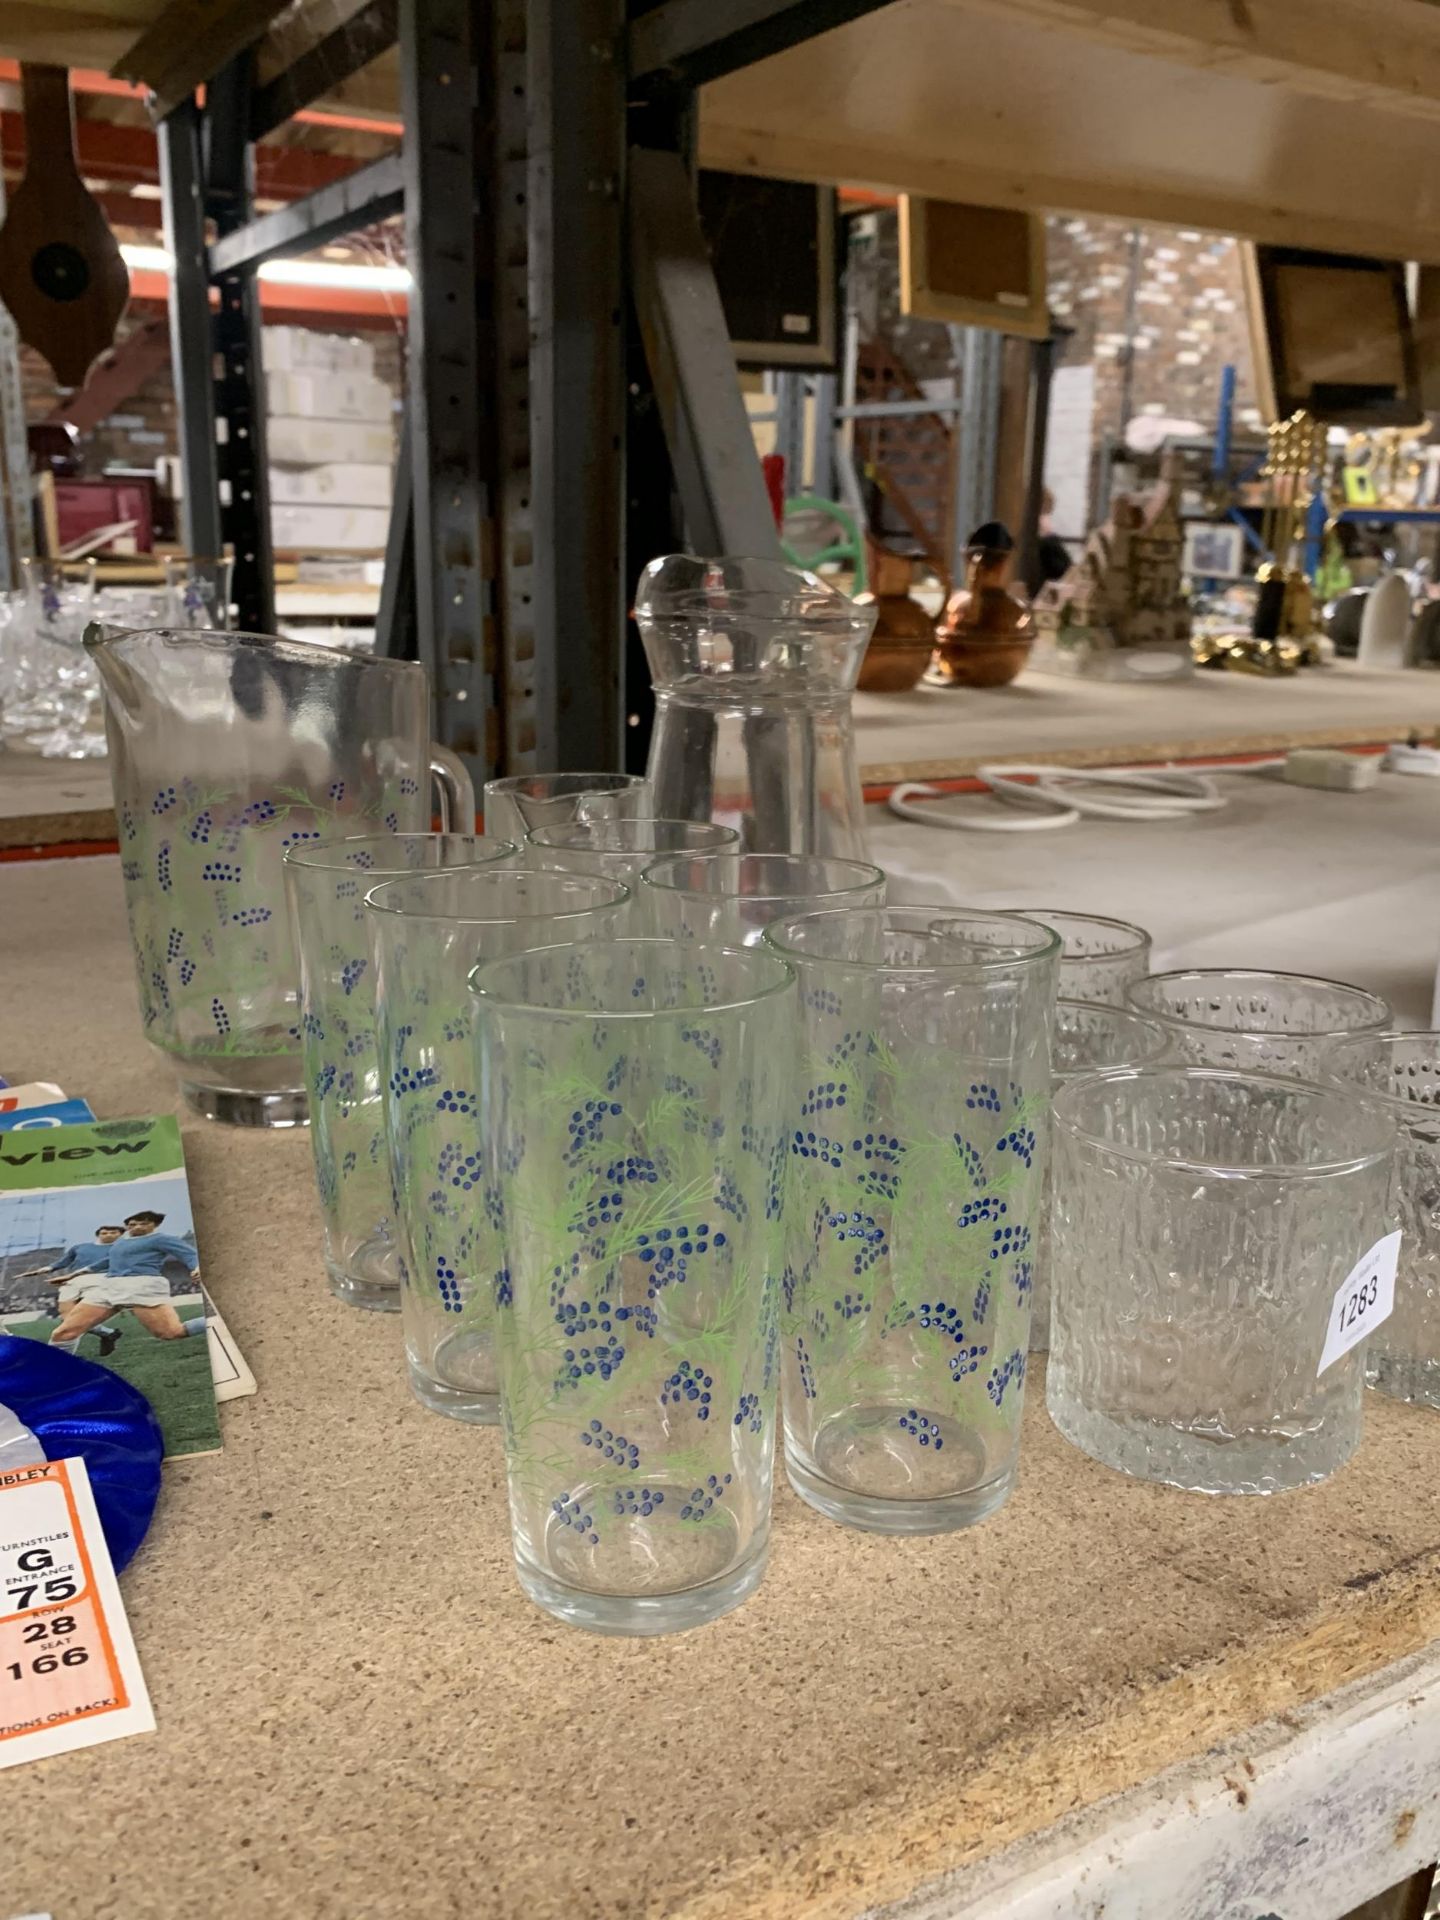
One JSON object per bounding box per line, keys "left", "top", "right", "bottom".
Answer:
{"left": 633, "top": 555, "right": 875, "bottom": 859}
{"left": 87, "top": 627, "right": 473, "bottom": 1127}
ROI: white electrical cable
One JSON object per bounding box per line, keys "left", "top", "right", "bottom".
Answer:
{"left": 889, "top": 761, "right": 1238, "bottom": 832}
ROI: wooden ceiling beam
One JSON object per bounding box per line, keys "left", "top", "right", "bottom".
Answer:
{"left": 950, "top": 0, "right": 1440, "bottom": 125}
{"left": 112, "top": 0, "right": 292, "bottom": 117}
{"left": 1, "top": 107, "right": 372, "bottom": 196}
{"left": 700, "top": 0, "right": 1440, "bottom": 265}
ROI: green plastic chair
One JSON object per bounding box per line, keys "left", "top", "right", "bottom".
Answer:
{"left": 780, "top": 494, "right": 866, "bottom": 594}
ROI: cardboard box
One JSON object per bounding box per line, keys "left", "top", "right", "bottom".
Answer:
{"left": 266, "top": 369, "right": 394, "bottom": 422}
{"left": 268, "top": 463, "right": 393, "bottom": 508}
{"left": 261, "top": 325, "right": 374, "bottom": 376}
{"left": 271, "top": 503, "right": 392, "bottom": 551}
{"left": 267, "top": 417, "right": 395, "bottom": 466}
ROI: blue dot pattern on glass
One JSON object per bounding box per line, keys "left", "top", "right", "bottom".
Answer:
{"left": 916, "top": 1301, "right": 989, "bottom": 1381}
{"left": 551, "top": 1495, "right": 599, "bottom": 1546}
{"left": 792, "top": 1130, "right": 843, "bottom": 1168}
{"left": 734, "top": 1392, "right": 762, "bottom": 1432}
{"left": 661, "top": 1359, "right": 714, "bottom": 1419}
{"left": 997, "top": 1125, "right": 1036, "bottom": 1168}
{"left": 580, "top": 1420, "right": 640, "bottom": 1468}
{"left": 898, "top": 1410, "right": 944, "bottom": 1449}
{"left": 801, "top": 1080, "right": 848, "bottom": 1117}
{"left": 680, "top": 1473, "right": 733, "bottom": 1521}
{"left": 987, "top": 1349, "right": 1026, "bottom": 1407}
{"left": 612, "top": 1486, "right": 665, "bottom": 1517}
{"left": 966, "top": 1081, "right": 1002, "bottom": 1113}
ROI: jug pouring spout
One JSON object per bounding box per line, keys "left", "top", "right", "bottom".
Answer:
{"left": 84, "top": 622, "right": 149, "bottom": 719}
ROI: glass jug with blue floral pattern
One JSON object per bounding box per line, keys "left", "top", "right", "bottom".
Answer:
{"left": 86, "top": 626, "right": 473, "bottom": 1127}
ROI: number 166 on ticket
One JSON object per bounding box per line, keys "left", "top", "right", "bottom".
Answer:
{"left": 0, "top": 1457, "right": 153, "bottom": 1769}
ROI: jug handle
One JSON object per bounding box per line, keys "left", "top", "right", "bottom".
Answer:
{"left": 429, "top": 746, "right": 476, "bottom": 833}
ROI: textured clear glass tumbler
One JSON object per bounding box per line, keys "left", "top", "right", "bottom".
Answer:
{"left": 1029, "top": 999, "right": 1173, "bottom": 1353}
{"left": 763, "top": 907, "right": 1060, "bottom": 1533}
{"left": 641, "top": 851, "right": 886, "bottom": 946}
{"left": 482, "top": 772, "right": 647, "bottom": 846}
{"left": 1126, "top": 968, "right": 1389, "bottom": 1077}
{"left": 473, "top": 937, "right": 795, "bottom": 1634}
{"left": 527, "top": 818, "right": 740, "bottom": 928}
{"left": 1006, "top": 908, "right": 1151, "bottom": 1006}
{"left": 1329, "top": 1030, "right": 1440, "bottom": 1409}
{"left": 1047, "top": 1066, "right": 1396, "bottom": 1493}
{"left": 283, "top": 833, "right": 515, "bottom": 1310}
{"left": 366, "top": 869, "right": 629, "bottom": 1420}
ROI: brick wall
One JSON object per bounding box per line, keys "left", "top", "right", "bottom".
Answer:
{"left": 1047, "top": 215, "right": 1261, "bottom": 444}
{"left": 19, "top": 318, "right": 177, "bottom": 473}
{"left": 854, "top": 207, "right": 1264, "bottom": 507}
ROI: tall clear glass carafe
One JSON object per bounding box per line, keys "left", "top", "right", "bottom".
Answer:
{"left": 86, "top": 626, "right": 473, "bottom": 1127}
{"left": 633, "top": 556, "right": 875, "bottom": 859}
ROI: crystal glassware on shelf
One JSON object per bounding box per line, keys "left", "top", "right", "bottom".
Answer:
{"left": 365, "top": 868, "right": 629, "bottom": 1416}
{"left": 1126, "top": 967, "right": 1390, "bottom": 1077}
{"left": 1047, "top": 1065, "right": 1396, "bottom": 1493}
{"left": 1328, "top": 1029, "right": 1440, "bottom": 1410}
{"left": 1, "top": 558, "right": 101, "bottom": 758}
{"left": 482, "top": 772, "right": 647, "bottom": 846}
{"left": 1029, "top": 999, "right": 1173, "bottom": 1352}
{"left": 164, "top": 556, "right": 235, "bottom": 631}
{"left": 1004, "top": 908, "right": 1152, "bottom": 1007}
{"left": 526, "top": 817, "right": 739, "bottom": 929}
{"left": 763, "top": 906, "right": 1060, "bottom": 1533}
{"left": 472, "top": 936, "right": 795, "bottom": 1634}
{"left": 641, "top": 851, "right": 886, "bottom": 947}
{"left": 87, "top": 626, "right": 473, "bottom": 1127}
{"left": 633, "top": 555, "right": 876, "bottom": 859}
{"left": 283, "top": 833, "right": 516, "bottom": 1311}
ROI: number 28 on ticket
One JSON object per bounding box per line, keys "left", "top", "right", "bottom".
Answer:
{"left": 0, "top": 1457, "right": 153, "bottom": 1770}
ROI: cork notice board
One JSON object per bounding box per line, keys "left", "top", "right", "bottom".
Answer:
{"left": 899, "top": 195, "right": 1048, "bottom": 339}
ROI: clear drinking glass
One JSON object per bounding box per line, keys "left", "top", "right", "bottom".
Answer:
{"left": 1329, "top": 1030, "right": 1440, "bottom": 1409}
{"left": 526, "top": 818, "right": 739, "bottom": 927}
{"left": 4, "top": 558, "right": 102, "bottom": 758}
{"left": 87, "top": 627, "right": 473, "bottom": 1126}
{"left": 164, "top": 555, "right": 235, "bottom": 630}
{"left": 1029, "top": 999, "right": 1174, "bottom": 1352}
{"left": 473, "top": 937, "right": 795, "bottom": 1634}
{"left": 365, "top": 869, "right": 629, "bottom": 1417}
{"left": 763, "top": 907, "right": 1060, "bottom": 1533}
{"left": 633, "top": 555, "right": 876, "bottom": 858}
{"left": 482, "top": 772, "right": 647, "bottom": 845}
{"left": 1047, "top": 1066, "right": 1396, "bottom": 1493}
{"left": 1126, "top": 968, "right": 1389, "bottom": 1077}
{"left": 641, "top": 851, "right": 886, "bottom": 946}
{"left": 1006, "top": 909, "right": 1151, "bottom": 1006}
{"left": 283, "top": 834, "right": 516, "bottom": 1310}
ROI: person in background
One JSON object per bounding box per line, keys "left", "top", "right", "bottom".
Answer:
{"left": 1036, "top": 487, "right": 1074, "bottom": 587}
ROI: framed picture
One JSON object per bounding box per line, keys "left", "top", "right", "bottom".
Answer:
{"left": 1182, "top": 521, "right": 1247, "bottom": 580}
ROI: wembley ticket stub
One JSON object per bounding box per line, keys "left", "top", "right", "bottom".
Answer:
{"left": 0, "top": 1457, "right": 153, "bottom": 1769}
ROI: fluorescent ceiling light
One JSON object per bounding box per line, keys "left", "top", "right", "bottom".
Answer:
{"left": 119, "top": 243, "right": 410, "bottom": 292}
{"left": 121, "top": 245, "right": 173, "bottom": 273}
{"left": 259, "top": 259, "right": 409, "bottom": 291}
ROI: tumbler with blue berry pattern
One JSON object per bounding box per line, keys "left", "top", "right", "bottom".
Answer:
{"left": 365, "top": 869, "right": 629, "bottom": 1419}
{"left": 283, "top": 833, "right": 515, "bottom": 1311}
{"left": 763, "top": 907, "right": 1059, "bottom": 1533}
{"left": 472, "top": 937, "right": 795, "bottom": 1634}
